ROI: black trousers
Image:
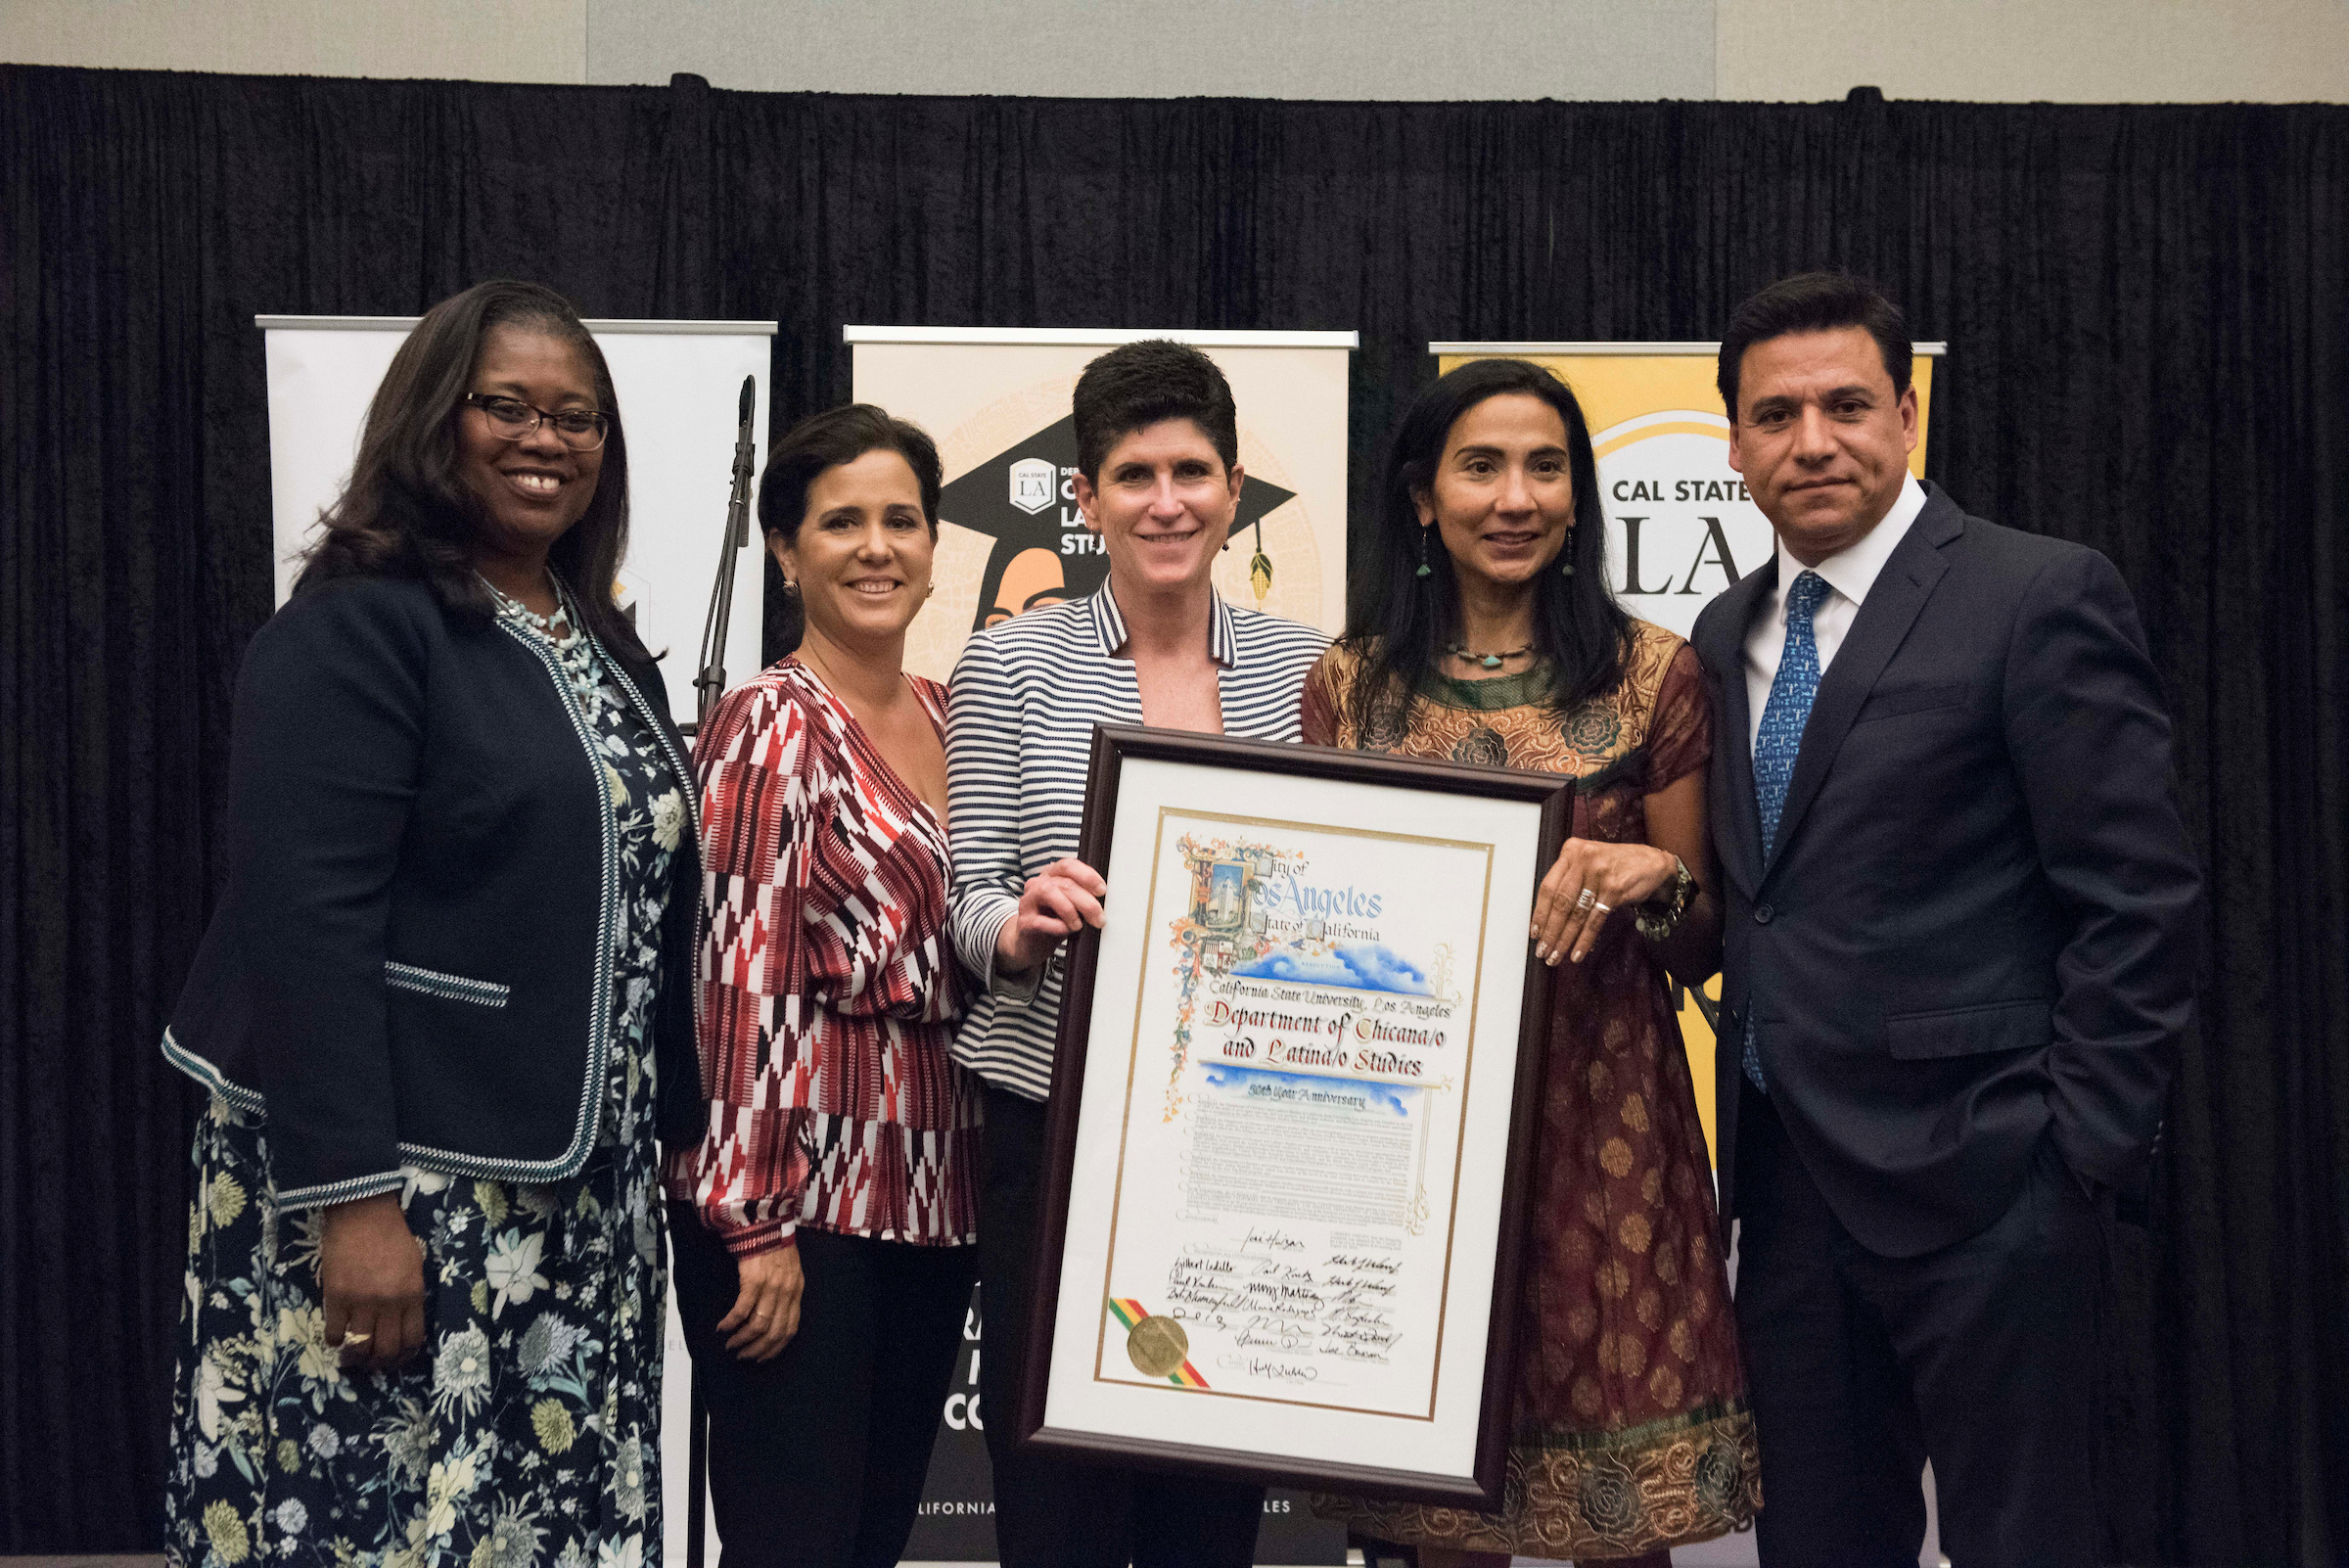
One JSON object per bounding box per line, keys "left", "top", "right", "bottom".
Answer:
{"left": 669, "top": 1208, "right": 978, "bottom": 1568}
{"left": 1731, "top": 1080, "right": 2105, "bottom": 1568}
{"left": 978, "top": 1084, "right": 1266, "bottom": 1568}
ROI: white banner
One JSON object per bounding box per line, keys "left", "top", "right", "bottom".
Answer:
{"left": 848, "top": 327, "right": 1357, "bottom": 684}
{"left": 258, "top": 315, "right": 774, "bottom": 724}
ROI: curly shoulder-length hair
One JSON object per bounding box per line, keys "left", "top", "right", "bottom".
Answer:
{"left": 290, "top": 279, "right": 643, "bottom": 658}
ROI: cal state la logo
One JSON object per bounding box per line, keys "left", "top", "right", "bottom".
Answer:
{"left": 1591, "top": 410, "right": 1773, "bottom": 639}
{"left": 1008, "top": 456, "right": 1056, "bottom": 515}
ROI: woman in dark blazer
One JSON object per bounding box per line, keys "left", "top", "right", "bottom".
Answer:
{"left": 161, "top": 280, "right": 699, "bottom": 1567}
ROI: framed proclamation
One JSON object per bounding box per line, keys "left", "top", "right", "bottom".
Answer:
{"left": 1017, "top": 725, "right": 1573, "bottom": 1506}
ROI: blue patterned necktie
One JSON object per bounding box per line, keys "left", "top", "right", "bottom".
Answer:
{"left": 1743, "top": 569, "right": 1830, "bottom": 1092}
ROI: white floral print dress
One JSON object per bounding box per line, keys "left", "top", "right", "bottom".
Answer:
{"left": 163, "top": 597, "right": 684, "bottom": 1568}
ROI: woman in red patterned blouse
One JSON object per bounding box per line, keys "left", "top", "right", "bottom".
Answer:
{"left": 665, "top": 403, "right": 979, "bottom": 1568}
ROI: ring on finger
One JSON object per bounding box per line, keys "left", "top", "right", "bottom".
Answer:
{"left": 1591, "top": 900, "right": 1612, "bottom": 913}
{"left": 1575, "top": 888, "right": 1596, "bottom": 911}
{"left": 342, "top": 1331, "right": 374, "bottom": 1346}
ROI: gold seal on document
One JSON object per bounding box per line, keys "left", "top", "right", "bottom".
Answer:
{"left": 1128, "top": 1314, "right": 1189, "bottom": 1378}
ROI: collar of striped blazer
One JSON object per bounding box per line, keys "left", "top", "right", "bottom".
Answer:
{"left": 1086, "top": 580, "right": 1241, "bottom": 669}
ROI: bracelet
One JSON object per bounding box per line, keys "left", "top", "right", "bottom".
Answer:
{"left": 1635, "top": 855, "right": 1697, "bottom": 943}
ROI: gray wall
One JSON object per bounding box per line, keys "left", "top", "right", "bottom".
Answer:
{"left": 8, "top": 0, "right": 2346, "bottom": 101}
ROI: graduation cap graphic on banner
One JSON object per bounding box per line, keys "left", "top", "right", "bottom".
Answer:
{"left": 938, "top": 414, "right": 1295, "bottom": 632}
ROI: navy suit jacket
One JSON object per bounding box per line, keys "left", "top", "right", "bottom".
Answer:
{"left": 1691, "top": 484, "right": 2201, "bottom": 1258}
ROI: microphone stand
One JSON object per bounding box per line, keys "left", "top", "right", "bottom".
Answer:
{"left": 692, "top": 374, "right": 759, "bottom": 736}
{"left": 684, "top": 378, "right": 755, "bottom": 1566}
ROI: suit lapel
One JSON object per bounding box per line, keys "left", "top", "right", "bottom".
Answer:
{"left": 1765, "top": 490, "right": 1961, "bottom": 877}
{"left": 1703, "top": 560, "right": 1775, "bottom": 899}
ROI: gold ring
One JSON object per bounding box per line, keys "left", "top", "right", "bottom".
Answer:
{"left": 342, "top": 1331, "right": 373, "bottom": 1346}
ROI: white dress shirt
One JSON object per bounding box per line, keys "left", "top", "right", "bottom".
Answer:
{"left": 1744, "top": 475, "right": 1928, "bottom": 755}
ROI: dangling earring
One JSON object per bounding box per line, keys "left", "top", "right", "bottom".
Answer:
{"left": 1415, "top": 526, "right": 1434, "bottom": 580}
{"left": 1559, "top": 525, "right": 1577, "bottom": 578}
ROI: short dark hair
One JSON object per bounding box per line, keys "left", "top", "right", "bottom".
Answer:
{"left": 757, "top": 403, "right": 942, "bottom": 540}
{"left": 1071, "top": 340, "right": 1239, "bottom": 483}
{"left": 292, "top": 279, "right": 643, "bottom": 659}
{"left": 1717, "top": 271, "right": 1912, "bottom": 420}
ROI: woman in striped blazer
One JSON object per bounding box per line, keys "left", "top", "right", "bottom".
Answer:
{"left": 666, "top": 404, "right": 981, "bottom": 1567}
{"left": 945, "top": 341, "right": 1330, "bottom": 1567}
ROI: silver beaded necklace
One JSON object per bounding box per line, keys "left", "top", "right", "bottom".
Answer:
{"left": 481, "top": 571, "right": 611, "bottom": 720}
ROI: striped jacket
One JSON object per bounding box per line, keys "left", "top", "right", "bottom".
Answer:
{"left": 663, "top": 659, "right": 979, "bottom": 1255}
{"left": 944, "top": 583, "right": 1330, "bottom": 1100}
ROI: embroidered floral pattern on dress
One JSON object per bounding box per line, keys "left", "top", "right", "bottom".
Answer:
{"left": 1299, "top": 623, "right": 1761, "bottom": 1557}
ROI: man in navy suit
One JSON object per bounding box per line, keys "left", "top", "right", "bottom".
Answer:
{"left": 1691, "top": 272, "right": 2201, "bottom": 1566}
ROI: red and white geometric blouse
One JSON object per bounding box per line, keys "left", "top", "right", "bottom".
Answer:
{"left": 663, "top": 658, "right": 979, "bottom": 1257}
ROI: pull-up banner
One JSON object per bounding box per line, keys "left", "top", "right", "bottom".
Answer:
{"left": 1429, "top": 341, "right": 1942, "bottom": 1172}
{"left": 849, "top": 326, "right": 1359, "bottom": 683}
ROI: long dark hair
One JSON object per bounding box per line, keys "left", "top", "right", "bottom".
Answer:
{"left": 1341, "top": 357, "right": 1628, "bottom": 735}
{"left": 291, "top": 279, "right": 644, "bottom": 659}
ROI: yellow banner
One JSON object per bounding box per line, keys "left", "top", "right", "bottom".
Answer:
{"left": 1432, "top": 342, "right": 1941, "bottom": 1165}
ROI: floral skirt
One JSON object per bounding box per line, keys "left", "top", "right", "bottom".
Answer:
{"left": 164, "top": 1097, "right": 666, "bottom": 1568}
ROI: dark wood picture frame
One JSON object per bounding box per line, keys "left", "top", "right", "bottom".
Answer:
{"left": 1015, "top": 724, "right": 1574, "bottom": 1508}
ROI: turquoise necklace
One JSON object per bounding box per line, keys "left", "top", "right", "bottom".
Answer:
{"left": 1445, "top": 641, "right": 1535, "bottom": 670}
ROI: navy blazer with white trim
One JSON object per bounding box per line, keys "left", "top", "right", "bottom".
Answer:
{"left": 163, "top": 574, "right": 703, "bottom": 1207}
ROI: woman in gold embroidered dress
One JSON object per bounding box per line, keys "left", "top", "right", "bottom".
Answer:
{"left": 1305, "top": 358, "right": 1759, "bottom": 1565}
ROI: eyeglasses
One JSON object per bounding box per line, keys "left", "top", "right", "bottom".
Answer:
{"left": 463, "top": 393, "right": 610, "bottom": 451}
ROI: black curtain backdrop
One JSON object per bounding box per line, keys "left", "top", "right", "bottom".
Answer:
{"left": 3, "top": 64, "right": 2343, "bottom": 1561}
